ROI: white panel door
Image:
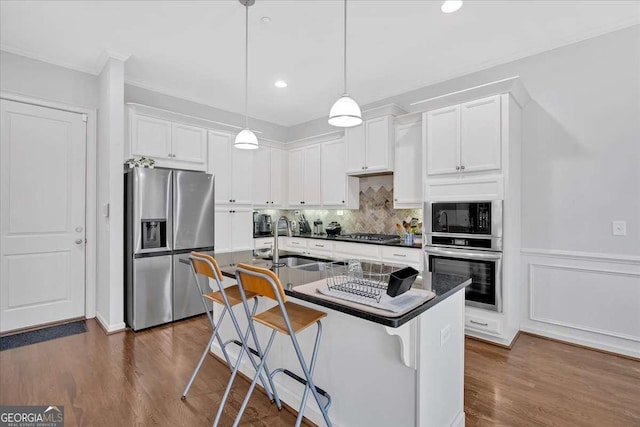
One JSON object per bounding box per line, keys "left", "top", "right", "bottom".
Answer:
{"left": 288, "top": 148, "right": 305, "bottom": 207}
{"left": 214, "top": 208, "right": 231, "bottom": 253}
{"left": 270, "top": 148, "right": 284, "bottom": 207}
{"left": 426, "top": 106, "right": 460, "bottom": 176}
{"left": 252, "top": 146, "right": 271, "bottom": 207}
{"left": 345, "top": 125, "right": 365, "bottom": 173}
{"left": 365, "top": 116, "right": 392, "bottom": 172}
{"left": 394, "top": 121, "right": 422, "bottom": 208}
{"left": 0, "top": 100, "right": 86, "bottom": 333}
{"left": 230, "top": 208, "right": 253, "bottom": 251}
{"left": 304, "top": 145, "right": 322, "bottom": 206}
{"left": 171, "top": 123, "right": 207, "bottom": 165}
{"left": 131, "top": 114, "right": 172, "bottom": 160}
{"left": 460, "top": 95, "right": 502, "bottom": 173}
{"left": 230, "top": 145, "right": 253, "bottom": 205}
{"left": 321, "top": 139, "right": 347, "bottom": 205}
{"left": 208, "top": 130, "right": 231, "bottom": 204}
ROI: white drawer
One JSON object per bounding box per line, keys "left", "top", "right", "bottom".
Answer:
{"left": 334, "top": 241, "right": 381, "bottom": 260}
{"left": 307, "top": 240, "right": 334, "bottom": 253}
{"left": 381, "top": 246, "right": 421, "bottom": 264}
{"left": 465, "top": 313, "right": 501, "bottom": 335}
{"left": 282, "top": 237, "right": 308, "bottom": 251}
{"left": 253, "top": 238, "right": 273, "bottom": 249}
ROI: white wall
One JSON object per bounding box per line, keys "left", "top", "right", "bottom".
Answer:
{"left": 0, "top": 51, "right": 98, "bottom": 108}
{"left": 291, "top": 25, "right": 640, "bottom": 257}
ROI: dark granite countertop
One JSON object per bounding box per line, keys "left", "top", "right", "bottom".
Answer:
{"left": 253, "top": 233, "right": 422, "bottom": 249}
{"left": 208, "top": 250, "right": 471, "bottom": 328}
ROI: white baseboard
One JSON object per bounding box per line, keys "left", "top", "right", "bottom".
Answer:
{"left": 451, "top": 411, "right": 465, "bottom": 427}
{"left": 95, "top": 312, "right": 126, "bottom": 334}
{"left": 520, "top": 325, "right": 639, "bottom": 359}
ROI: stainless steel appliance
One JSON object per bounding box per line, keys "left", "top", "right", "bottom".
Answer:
{"left": 424, "top": 200, "right": 503, "bottom": 312}
{"left": 313, "top": 219, "right": 323, "bottom": 235}
{"left": 124, "top": 168, "right": 215, "bottom": 331}
{"left": 336, "top": 233, "right": 400, "bottom": 244}
{"left": 325, "top": 221, "right": 342, "bottom": 236}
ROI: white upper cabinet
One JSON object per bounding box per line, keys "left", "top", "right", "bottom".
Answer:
{"left": 321, "top": 138, "right": 359, "bottom": 209}
{"left": 425, "top": 95, "right": 502, "bottom": 177}
{"left": 171, "top": 123, "right": 207, "bottom": 163}
{"left": 252, "top": 146, "right": 285, "bottom": 208}
{"left": 215, "top": 207, "right": 253, "bottom": 253}
{"left": 460, "top": 95, "right": 502, "bottom": 173}
{"left": 426, "top": 105, "right": 460, "bottom": 176}
{"left": 346, "top": 115, "right": 394, "bottom": 174}
{"left": 288, "top": 145, "right": 321, "bottom": 207}
{"left": 208, "top": 130, "right": 253, "bottom": 205}
{"left": 394, "top": 118, "right": 422, "bottom": 208}
{"left": 131, "top": 115, "right": 172, "bottom": 159}
{"left": 128, "top": 112, "right": 207, "bottom": 170}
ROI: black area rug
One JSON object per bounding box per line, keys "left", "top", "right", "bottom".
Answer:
{"left": 0, "top": 320, "right": 87, "bottom": 351}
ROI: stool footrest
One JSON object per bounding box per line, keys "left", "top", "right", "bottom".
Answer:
{"left": 232, "top": 340, "right": 261, "bottom": 358}
{"left": 272, "top": 368, "right": 332, "bottom": 410}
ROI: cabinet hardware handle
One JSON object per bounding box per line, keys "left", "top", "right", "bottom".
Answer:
{"left": 461, "top": 165, "right": 465, "bottom": 170}
{"left": 470, "top": 320, "right": 488, "bottom": 327}
{"left": 393, "top": 253, "right": 407, "bottom": 257}
{"left": 169, "top": 153, "right": 172, "bottom": 158}
{"left": 315, "top": 244, "right": 324, "bottom": 247}
{"left": 456, "top": 166, "right": 460, "bottom": 171}
{"left": 394, "top": 198, "right": 398, "bottom": 202}
{"left": 229, "top": 199, "right": 232, "bottom": 203}
{"left": 342, "top": 201, "right": 345, "bottom": 203}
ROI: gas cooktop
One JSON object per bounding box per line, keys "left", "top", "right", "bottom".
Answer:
{"left": 335, "top": 233, "right": 401, "bottom": 244}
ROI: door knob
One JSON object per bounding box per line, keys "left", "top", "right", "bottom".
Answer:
{"left": 75, "top": 239, "right": 83, "bottom": 244}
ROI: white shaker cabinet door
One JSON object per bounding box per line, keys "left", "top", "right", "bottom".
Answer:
{"left": 321, "top": 138, "right": 347, "bottom": 205}
{"left": 214, "top": 209, "right": 231, "bottom": 253}
{"left": 288, "top": 148, "right": 305, "bottom": 207}
{"left": 394, "top": 121, "right": 422, "bottom": 208}
{"left": 345, "top": 125, "right": 366, "bottom": 173}
{"left": 252, "top": 146, "right": 271, "bottom": 207}
{"left": 426, "top": 105, "right": 460, "bottom": 176}
{"left": 230, "top": 145, "right": 253, "bottom": 205}
{"left": 171, "top": 123, "right": 207, "bottom": 165}
{"left": 270, "top": 147, "right": 285, "bottom": 207}
{"left": 208, "top": 130, "right": 232, "bottom": 204}
{"left": 131, "top": 115, "right": 172, "bottom": 160}
{"left": 365, "top": 116, "right": 392, "bottom": 172}
{"left": 303, "top": 145, "right": 322, "bottom": 206}
{"left": 460, "top": 95, "right": 502, "bottom": 173}
{"left": 230, "top": 208, "right": 253, "bottom": 251}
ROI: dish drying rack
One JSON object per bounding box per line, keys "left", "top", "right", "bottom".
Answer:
{"left": 324, "top": 260, "right": 391, "bottom": 303}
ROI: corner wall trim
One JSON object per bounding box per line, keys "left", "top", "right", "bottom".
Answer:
{"left": 95, "top": 313, "right": 126, "bottom": 335}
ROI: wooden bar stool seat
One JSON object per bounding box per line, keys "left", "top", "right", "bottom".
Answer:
{"left": 253, "top": 302, "right": 327, "bottom": 335}
{"left": 204, "top": 287, "right": 257, "bottom": 307}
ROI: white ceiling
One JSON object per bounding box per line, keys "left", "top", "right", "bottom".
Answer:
{"left": 1, "top": 1, "right": 638, "bottom": 127}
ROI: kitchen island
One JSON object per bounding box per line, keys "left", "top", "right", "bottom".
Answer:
{"left": 207, "top": 251, "right": 471, "bottom": 427}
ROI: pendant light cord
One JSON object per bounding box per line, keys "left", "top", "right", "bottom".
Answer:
{"left": 343, "top": 0, "right": 347, "bottom": 94}
{"left": 244, "top": 2, "right": 249, "bottom": 129}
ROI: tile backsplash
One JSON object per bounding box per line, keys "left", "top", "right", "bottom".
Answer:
{"left": 258, "top": 175, "right": 422, "bottom": 235}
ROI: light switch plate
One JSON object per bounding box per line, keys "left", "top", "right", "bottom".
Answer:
{"left": 336, "top": 210, "right": 344, "bottom": 216}
{"left": 612, "top": 221, "right": 626, "bottom": 236}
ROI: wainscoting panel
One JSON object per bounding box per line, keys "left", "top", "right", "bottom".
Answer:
{"left": 529, "top": 263, "right": 639, "bottom": 342}
{"left": 521, "top": 249, "right": 640, "bottom": 358}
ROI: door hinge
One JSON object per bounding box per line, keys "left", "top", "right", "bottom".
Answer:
{"left": 82, "top": 114, "right": 88, "bottom": 123}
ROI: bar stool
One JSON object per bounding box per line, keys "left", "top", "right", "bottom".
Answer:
{"left": 181, "top": 252, "right": 279, "bottom": 404}
{"left": 213, "top": 263, "right": 332, "bottom": 427}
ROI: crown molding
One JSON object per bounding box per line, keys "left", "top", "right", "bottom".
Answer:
{"left": 96, "top": 48, "right": 131, "bottom": 73}
{"left": 0, "top": 44, "right": 99, "bottom": 75}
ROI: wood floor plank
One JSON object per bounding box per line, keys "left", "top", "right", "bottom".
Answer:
{"left": 1, "top": 316, "right": 638, "bottom": 426}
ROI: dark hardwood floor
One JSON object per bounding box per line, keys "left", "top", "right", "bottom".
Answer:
{"left": 1, "top": 316, "right": 638, "bottom": 426}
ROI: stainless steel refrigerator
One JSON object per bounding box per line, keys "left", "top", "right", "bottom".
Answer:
{"left": 124, "top": 168, "right": 214, "bottom": 331}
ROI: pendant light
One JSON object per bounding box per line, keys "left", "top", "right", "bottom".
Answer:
{"left": 234, "top": 0, "right": 259, "bottom": 150}
{"left": 328, "top": 0, "right": 362, "bottom": 128}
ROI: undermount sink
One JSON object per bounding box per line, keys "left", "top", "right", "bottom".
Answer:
{"left": 274, "top": 255, "right": 331, "bottom": 271}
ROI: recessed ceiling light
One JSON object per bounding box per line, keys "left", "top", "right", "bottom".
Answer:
{"left": 260, "top": 16, "right": 271, "bottom": 23}
{"left": 441, "top": 0, "right": 463, "bottom": 13}
{"left": 274, "top": 80, "right": 288, "bottom": 88}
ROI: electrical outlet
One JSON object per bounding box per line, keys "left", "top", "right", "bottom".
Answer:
{"left": 440, "top": 324, "right": 451, "bottom": 347}
{"left": 612, "top": 221, "right": 626, "bottom": 236}
{"left": 336, "top": 210, "right": 344, "bottom": 216}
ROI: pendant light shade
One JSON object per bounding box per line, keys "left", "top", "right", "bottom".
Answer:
{"left": 234, "top": 128, "right": 258, "bottom": 149}
{"left": 235, "top": 0, "right": 258, "bottom": 150}
{"left": 329, "top": 94, "right": 362, "bottom": 127}
{"left": 328, "top": 0, "right": 362, "bottom": 128}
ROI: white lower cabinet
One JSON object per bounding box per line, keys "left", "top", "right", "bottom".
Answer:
{"left": 280, "top": 237, "right": 309, "bottom": 254}
{"left": 381, "top": 246, "right": 422, "bottom": 270}
{"left": 215, "top": 207, "right": 253, "bottom": 253}
{"left": 307, "top": 240, "right": 335, "bottom": 258}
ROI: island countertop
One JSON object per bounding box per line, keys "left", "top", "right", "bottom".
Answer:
{"left": 210, "top": 250, "right": 471, "bottom": 328}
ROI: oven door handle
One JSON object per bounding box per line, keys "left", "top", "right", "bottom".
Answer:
{"left": 424, "top": 247, "right": 502, "bottom": 261}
